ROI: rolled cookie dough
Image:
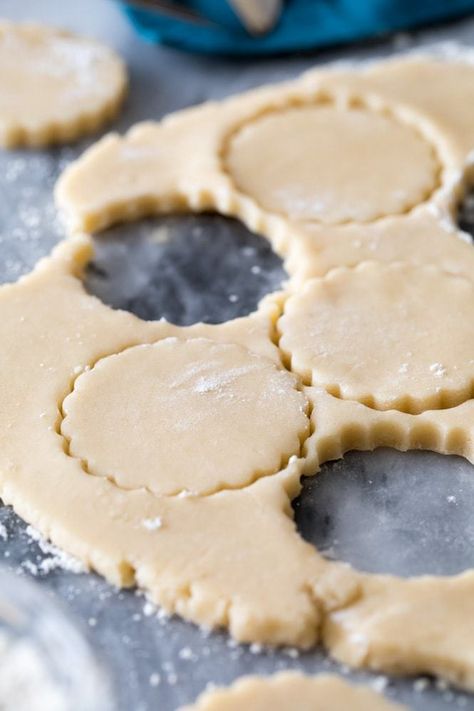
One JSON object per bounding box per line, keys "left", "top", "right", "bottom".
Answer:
{"left": 5, "top": 50, "right": 474, "bottom": 693}
{"left": 278, "top": 262, "right": 474, "bottom": 413}
{"left": 55, "top": 52, "right": 474, "bottom": 290}
{"left": 0, "top": 21, "right": 126, "bottom": 147}
{"left": 179, "top": 672, "right": 407, "bottom": 711}
{"left": 0, "top": 237, "right": 327, "bottom": 650}
{"left": 4, "top": 238, "right": 474, "bottom": 691}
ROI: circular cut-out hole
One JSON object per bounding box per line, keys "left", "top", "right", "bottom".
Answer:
{"left": 85, "top": 214, "right": 286, "bottom": 325}
{"left": 293, "top": 449, "right": 474, "bottom": 577}
{"left": 225, "top": 104, "right": 440, "bottom": 224}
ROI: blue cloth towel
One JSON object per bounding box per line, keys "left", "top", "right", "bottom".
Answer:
{"left": 122, "top": 0, "right": 474, "bottom": 55}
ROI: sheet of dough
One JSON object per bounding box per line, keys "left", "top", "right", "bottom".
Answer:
{"left": 2, "top": 52, "right": 474, "bottom": 692}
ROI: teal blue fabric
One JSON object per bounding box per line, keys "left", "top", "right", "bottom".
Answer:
{"left": 122, "top": 0, "right": 474, "bottom": 55}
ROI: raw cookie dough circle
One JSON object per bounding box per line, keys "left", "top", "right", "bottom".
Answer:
{"left": 225, "top": 105, "right": 439, "bottom": 224}
{"left": 279, "top": 262, "right": 474, "bottom": 414}
{"left": 0, "top": 21, "right": 127, "bottom": 147}
{"left": 61, "top": 337, "right": 309, "bottom": 496}
{"left": 180, "top": 672, "right": 406, "bottom": 711}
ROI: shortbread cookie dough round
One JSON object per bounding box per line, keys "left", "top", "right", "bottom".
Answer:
{"left": 61, "top": 338, "right": 309, "bottom": 496}
{"left": 179, "top": 672, "right": 406, "bottom": 711}
{"left": 225, "top": 105, "right": 439, "bottom": 224}
{"left": 279, "top": 262, "right": 474, "bottom": 414}
{"left": 0, "top": 21, "right": 126, "bottom": 147}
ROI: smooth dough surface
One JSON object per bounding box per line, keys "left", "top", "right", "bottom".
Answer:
{"left": 279, "top": 262, "right": 474, "bottom": 413}
{"left": 225, "top": 105, "right": 439, "bottom": 224}
{"left": 0, "top": 21, "right": 126, "bottom": 147}
{"left": 61, "top": 337, "right": 308, "bottom": 496}
{"left": 179, "top": 672, "right": 407, "bottom": 711}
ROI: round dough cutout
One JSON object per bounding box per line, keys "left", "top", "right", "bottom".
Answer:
{"left": 180, "top": 672, "right": 405, "bottom": 711}
{"left": 225, "top": 105, "right": 439, "bottom": 224}
{"left": 0, "top": 21, "right": 126, "bottom": 147}
{"left": 278, "top": 262, "right": 474, "bottom": 413}
{"left": 60, "top": 337, "right": 309, "bottom": 496}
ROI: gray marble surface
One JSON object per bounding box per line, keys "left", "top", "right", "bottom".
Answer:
{"left": 1, "top": 0, "right": 474, "bottom": 709}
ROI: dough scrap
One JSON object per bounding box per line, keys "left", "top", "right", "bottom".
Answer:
{"left": 278, "top": 261, "right": 474, "bottom": 413}
{"left": 285, "top": 211, "right": 474, "bottom": 284}
{"left": 0, "top": 21, "right": 126, "bottom": 147}
{"left": 179, "top": 672, "right": 406, "bottom": 711}
{"left": 60, "top": 337, "right": 308, "bottom": 496}
{"left": 225, "top": 104, "right": 440, "bottom": 224}
{"left": 302, "top": 388, "right": 474, "bottom": 690}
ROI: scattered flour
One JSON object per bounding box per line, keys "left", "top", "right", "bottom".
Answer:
{"left": 429, "top": 362, "right": 447, "bottom": 377}
{"left": 371, "top": 676, "right": 388, "bottom": 694}
{"left": 178, "top": 647, "right": 195, "bottom": 661}
{"left": 25, "top": 526, "right": 85, "bottom": 575}
{"left": 142, "top": 517, "right": 163, "bottom": 532}
{"left": 193, "top": 364, "right": 260, "bottom": 395}
{"left": 413, "top": 677, "right": 430, "bottom": 692}
{"left": 149, "top": 673, "right": 161, "bottom": 687}
{"left": 143, "top": 601, "right": 156, "bottom": 617}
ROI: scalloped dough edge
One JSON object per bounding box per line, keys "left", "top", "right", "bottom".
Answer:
{"left": 178, "top": 671, "right": 407, "bottom": 711}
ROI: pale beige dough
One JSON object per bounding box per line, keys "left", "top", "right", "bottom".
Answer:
{"left": 61, "top": 337, "right": 308, "bottom": 496}
{"left": 54, "top": 51, "right": 474, "bottom": 297}
{"left": 0, "top": 21, "right": 126, "bottom": 147}
{"left": 4, "top": 51, "right": 474, "bottom": 694}
{"left": 0, "top": 237, "right": 326, "bottom": 649}
{"left": 4, "top": 238, "right": 474, "bottom": 692}
{"left": 285, "top": 211, "right": 474, "bottom": 284}
{"left": 278, "top": 261, "right": 474, "bottom": 413}
{"left": 304, "top": 388, "right": 474, "bottom": 690}
{"left": 303, "top": 53, "right": 474, "bottom": 163}
{"left": 179, "top": 672, "right": 407, "bottom": 711}
{"left": 225, "top": 104, "right": 439, "bottom": 224}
